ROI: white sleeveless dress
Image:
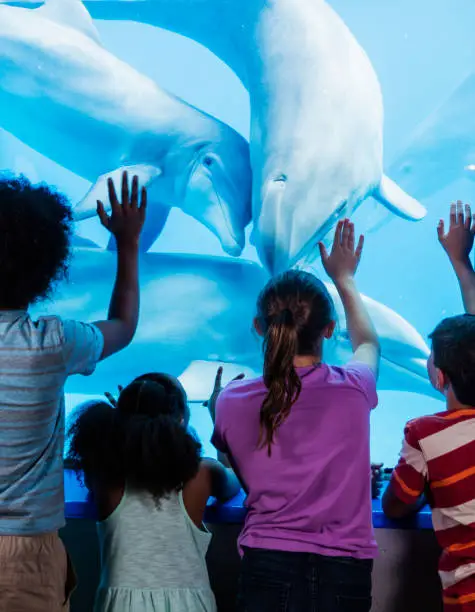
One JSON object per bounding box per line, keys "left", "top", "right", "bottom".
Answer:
{"left": 95, "top": 487, "right": 217, "bottom": 612}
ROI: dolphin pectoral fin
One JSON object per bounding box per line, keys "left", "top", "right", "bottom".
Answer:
{"left": 72, "top": 235, "right": 101, "bottom": 249}
{"left": 37, "top": 0, "right": 102, "bottom": 45}
{"left": 296, "top": 231, "right": 332, "bottom": 270}
{"left": 375, "top": 175, "right": 426, "bottom": 221}
{"left": 73, "top": 165, "right": 163, "bottom": 221}
{"left": 139, "top": 204, "right": 172, "bottom": 252}
{"left": 106, "top": 203, "right": 171, "bottom": 252}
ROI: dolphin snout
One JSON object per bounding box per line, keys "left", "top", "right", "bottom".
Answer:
{"left": 222, "top": 239, "right": 244, "bottom": 258}
{"left": 256, "top": 236, "right": 291, "bottom": 275}
{"left": 183, "top": 167, "right": 245, "bottom": 257}
{"left": 253, "top": 176, "right": 294, "bottom": 274}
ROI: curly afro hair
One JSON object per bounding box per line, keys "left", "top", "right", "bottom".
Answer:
{"left": 0, "top": 174, "right": 73, "bottom": 308}
{"left": 67, "top": 401, "right": 124, "bottom": 491}
{"left": 67, "top": 374, "right": 202, "bottom": 503}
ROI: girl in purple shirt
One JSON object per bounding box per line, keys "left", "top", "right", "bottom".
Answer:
{"left": 211, "top": 220, "right": 381, "bottom": 612}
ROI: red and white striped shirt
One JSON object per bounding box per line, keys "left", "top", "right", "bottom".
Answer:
{"left": 391, "top": 409, "right": 475, "bottom": 609}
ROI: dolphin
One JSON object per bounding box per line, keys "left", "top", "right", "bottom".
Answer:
{"left": 0, "top": 0, "right": 252, "bottom": 256}
{"left": 323, "top": 283, "right": 434, "bottom": 401}
{"left": 389, "top": 72, "right": 475, "bottom": 200}
{"left": 30, "top": 243, "right": 437, "bottom": 401}
{"left": 38, "top": 0, "right": 427, "bottom": 273}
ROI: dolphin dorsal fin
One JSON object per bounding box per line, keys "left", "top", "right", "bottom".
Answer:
{"left": 38, "top": 0, "right": 102, "bottom": 45}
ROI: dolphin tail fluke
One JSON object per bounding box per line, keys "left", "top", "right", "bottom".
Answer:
{"left": 374, "top": 175, "right": 426, "bottom": 221}
{"left": 106, "top": 203, "right": 171, "bottom": 253}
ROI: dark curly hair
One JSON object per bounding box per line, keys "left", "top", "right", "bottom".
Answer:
{"left": 67, "top": 374, "right": 202, "bottom": 501}
{"left": 66, "top": 401, "right": 123, "bottom": 491}
{"left": 0, "top": 174, "right": 73, "bottom": 308}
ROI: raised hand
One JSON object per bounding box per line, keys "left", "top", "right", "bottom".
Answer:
{"left": 104, "top": 385, "right": 124, "bottom": 408}
{"left": 97, "top": 171, "right": 147, "bottom": 247}
{"left": 438, "top": 201, "right": 475, "bottom": 315}
{"left": 203, "top": 367, "right": 245, "bottom": 424}
{"left": 437, "top": 201, "right": 475, "bottom": 266}
{"left": 319, "top": 219, "right": 364, "bottom": 285}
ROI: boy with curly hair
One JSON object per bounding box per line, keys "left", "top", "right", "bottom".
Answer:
{"left": 0, "top": 172, "right": 146, "bottom": 611}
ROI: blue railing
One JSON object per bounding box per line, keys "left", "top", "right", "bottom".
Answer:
{"left": 64, "top": 470, "right": 434, "bottom": 530}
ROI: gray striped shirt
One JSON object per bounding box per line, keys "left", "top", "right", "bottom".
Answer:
{"left": 0, "top": 311, "right": 103, "bottom": 535}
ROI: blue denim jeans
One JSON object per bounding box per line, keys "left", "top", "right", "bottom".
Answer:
{"left": 237, "top": 547, "right": 373, "bottom": 612}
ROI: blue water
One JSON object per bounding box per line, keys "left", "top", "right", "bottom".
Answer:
{"left": 2, "top": 0, "right": 474, "bottom": 466}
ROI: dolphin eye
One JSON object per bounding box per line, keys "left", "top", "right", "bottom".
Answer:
{"left": 203, "top": 156, "right": 214, "bottom": 167}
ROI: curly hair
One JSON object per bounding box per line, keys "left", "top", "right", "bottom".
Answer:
{"left": 67, "top": 374, "right": 202, "bottom": 502}
{"left": 0, "top": 174, "right": 73, "bottom": 308}
{"left": 67, "top": 401, "right": 123, "bottom": 491}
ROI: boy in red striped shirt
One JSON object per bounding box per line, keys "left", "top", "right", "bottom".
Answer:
{"left": 383, "top": 201, "right": 475, "bottom": 611}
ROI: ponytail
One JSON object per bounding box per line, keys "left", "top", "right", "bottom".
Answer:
{"left": 258, "top": 308, "right": 302, "bottom": 456}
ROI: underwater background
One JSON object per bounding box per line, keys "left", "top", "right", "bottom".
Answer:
{"left": 0, "top": 0, "right": 473, "bottom": 466}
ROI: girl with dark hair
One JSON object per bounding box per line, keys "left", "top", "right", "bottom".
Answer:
{"left": 210, "top": 220, "right": 381, "bottom": 612}
{"left": 67, "top": 372, "right": 239, "bottom": 612}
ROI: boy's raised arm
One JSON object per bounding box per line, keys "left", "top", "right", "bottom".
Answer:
{"left": 93, "top": 172, "right": 146, "bottom": 360}
{"left": 438, "top": 201, "right": 475, "bottom": 315}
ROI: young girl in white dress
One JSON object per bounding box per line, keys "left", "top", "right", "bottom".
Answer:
{"left": 68, "top": 372, "right": 240, "bottom": 612}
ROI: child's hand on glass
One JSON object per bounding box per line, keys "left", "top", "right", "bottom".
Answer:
{"left": 319, "top": 218, "right": 364, "bottom": 285}
{"left": 438, "top": 201, "right": 475, "bottom": 267}
{"left": 203, "top": 367, "right": 244, "bottom": 424}
{"left": 97, "top": 171, "right": 147, "bottom": 247}
{"left": 104, "top": 385, "right": 123, "bottom": 407}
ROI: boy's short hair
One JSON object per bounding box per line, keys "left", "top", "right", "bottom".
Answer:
{"left": 0, "top": 175, "right": 73, "bottom": 309}
{"left": 429, "top": 315, "right": 475, "bottom": 406}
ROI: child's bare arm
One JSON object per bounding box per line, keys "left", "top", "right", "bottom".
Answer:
{"left": 204, "top": 459, "right": 241, "bottom": 502}
{"left": 320, "top": 220, "right": 380, "bottom": 375}
{"left": 382, "top": 480, "right": 426, "bottom": 519}
{"left": 205, "top": 367, "right": 244, "bottom": 467}
{"left": 93, "top": 172, "right": 146, "bottom": 359}
{"left": 438, "top": 201, "right": 475, "bottom": 315}
{"left": 182, "top": 459, "right": 241, "bottom": 528}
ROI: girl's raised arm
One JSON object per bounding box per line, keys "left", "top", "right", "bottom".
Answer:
{"left": 320, "top": 219, "right": 380, "bottom": 375}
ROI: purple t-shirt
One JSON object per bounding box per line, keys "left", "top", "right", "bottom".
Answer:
{"left": 212, "top": 362, "right": 378, "bottom": 559}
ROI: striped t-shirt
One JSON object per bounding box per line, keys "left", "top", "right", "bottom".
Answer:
{"left": 0, "top": 311, "right": 103, "bottom": 535}
{"left": 390, "top": 409, "right": 475, "bottom": 609}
